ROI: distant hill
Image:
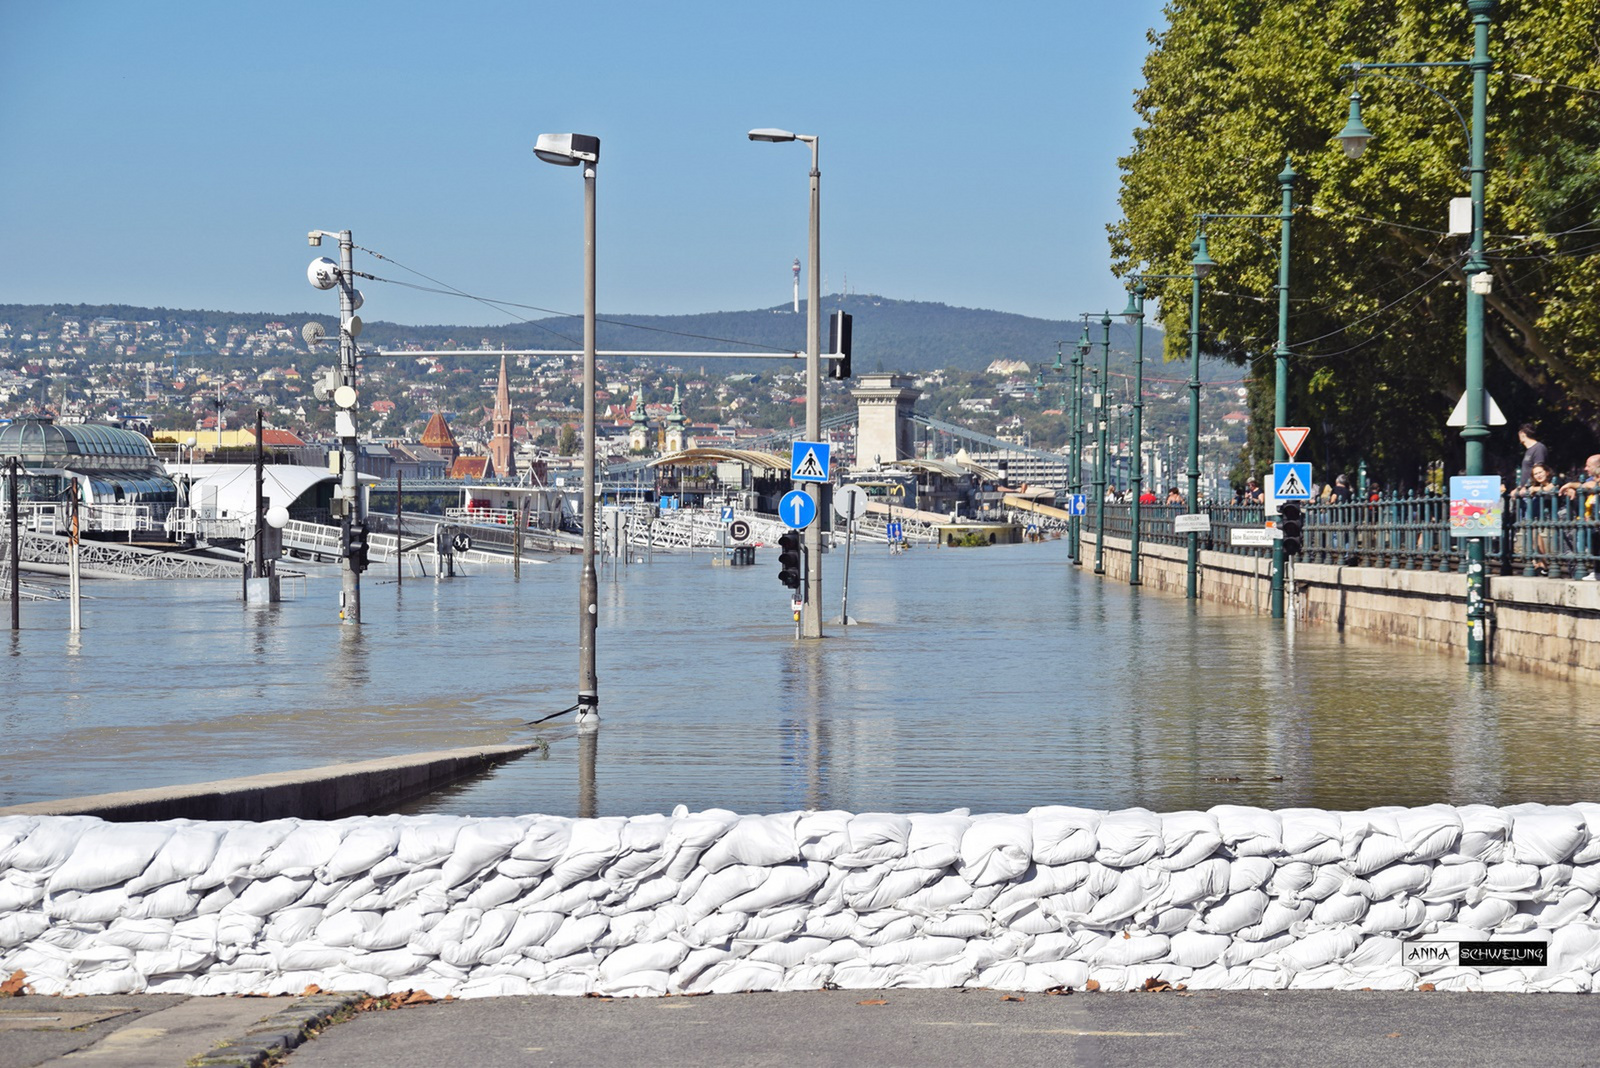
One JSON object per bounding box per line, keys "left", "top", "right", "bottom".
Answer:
{"left": 0, "top": 295, "right": 1211, "bottom": 378}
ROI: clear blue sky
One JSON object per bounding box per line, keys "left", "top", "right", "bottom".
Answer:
{"left": 0, "top": 0, "right": 1169, "bottom": 327}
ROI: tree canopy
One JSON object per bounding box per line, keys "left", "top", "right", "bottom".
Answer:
{"left": 1111, "top": 0, "right": 1600, "bottom": 486}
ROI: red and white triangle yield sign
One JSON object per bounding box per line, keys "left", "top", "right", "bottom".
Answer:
{"left": 1275, "top": 426, "right": 1310, "bottom": 460}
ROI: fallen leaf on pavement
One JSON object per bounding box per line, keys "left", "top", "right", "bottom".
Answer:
{"left": 1002, "top": 994, "right": 1024, "bottom": 1002}
{"left": 1418, "top": 983, "right": 1436, "bottom": 992}
{"left": 1143, "top": 978, "right": 1172, "bottom": 992}
{"left": 302, "top": 984, "right": 323, "bottom": 997}
{"left": 1084, "top": 979, "right": 1101, "bottom": 992}
{"left": 857, "top": 999, "right": 889, "bottom": 1006}
{"left": 1387, "top": 1032, "right": 1402, "bottom": 1038}
{"left": 0, "top": 970, "right": 29, "bottom": 997}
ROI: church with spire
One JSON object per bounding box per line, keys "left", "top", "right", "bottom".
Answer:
{"left": 487, "top": 355, "right": 517, "bottom": 479}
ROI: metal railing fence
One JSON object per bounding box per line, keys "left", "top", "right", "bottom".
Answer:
{"left": 1077, "top": 489, "right": 1600, "bottom": 578}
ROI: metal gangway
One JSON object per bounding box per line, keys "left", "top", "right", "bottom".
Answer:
{"left": 604, "top": 507, "right": 790, "bottom": 552}
{"left": 0, "top": 530, "right": 240, "bottom": 580}
{"left": 281, "top": 520, "right": 510, "bottom": 571}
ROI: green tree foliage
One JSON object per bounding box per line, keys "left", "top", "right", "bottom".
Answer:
{"left": 1111, "top": 0, "right": 1600, "bottom": 486}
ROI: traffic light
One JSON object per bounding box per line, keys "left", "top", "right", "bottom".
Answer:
{"left": 777, "top": 530, "right": 802, "bottom": 589}
{"left": 1279, "top": 501, "right": 1304, "bottom": 556}
{"left": 828, "top": 310, "right": 852, "bottom": 380}
{"left": 347, "top": 521, "right": 370, "bottom": 573}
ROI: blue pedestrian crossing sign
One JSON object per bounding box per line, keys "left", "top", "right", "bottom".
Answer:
{"left": 779, "top": 490, "right": 818, "bottom": 529}
{"left": 1272, "top": 461, "right": 1312, "bottom": 500}
{"left": 791, "top": 440, "right": 831, "bottom": 483}
{"left": 1068, "top": 493, "right": 1088, "bottom": 516}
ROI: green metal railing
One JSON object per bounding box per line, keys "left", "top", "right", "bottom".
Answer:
{"left": 1086, "top": 490, "right": 1600, "bottom": 579}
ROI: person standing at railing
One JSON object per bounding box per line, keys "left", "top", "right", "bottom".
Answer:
{"left": 1559, "top": 454, "right": 1600, "bottom": 580}
{"left": 1517, "top": 424, "right": 1549, "bottom": 489}
{"left": 1165, "top": 486, "right": 1183, "bottom": 506}
{"left": 1511, "top": 461, "right": 1558, "bottom": 576}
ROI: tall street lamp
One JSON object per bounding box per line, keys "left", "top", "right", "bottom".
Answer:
{"left": 1194, "top": 159, "right": 1298, "bottom": 617}
{"left": 1334, "top": 0, "right": 1494, "bottom": 665}
{"left": 750, "top": 127, "right": 824, "bottom": 638}
{"left": 1187, "top": 229, "right": 1217, "bottom": 599}
{"left": 1079, "top": 312, "right": 1115, "bottom": 575}
{"left": 1120, "top": 282, "right": 1149, "bottom": 585}
{"left": 535, "top": 132, "right": 602, "bottom": 731}
{"left": 1070, "top": 325, "right": 1090, "bottom": 564}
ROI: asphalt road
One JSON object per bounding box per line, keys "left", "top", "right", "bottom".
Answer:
{"left": 278, "top": 988, "right": 1600, "bottom": 1068}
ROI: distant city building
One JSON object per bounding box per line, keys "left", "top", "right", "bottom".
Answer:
{"left": 420, "top": 412, "right": 459, "bottom": 464}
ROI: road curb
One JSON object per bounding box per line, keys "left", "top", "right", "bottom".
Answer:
{"left": 188, "top": 994, "right": 362, "bottom": 1067}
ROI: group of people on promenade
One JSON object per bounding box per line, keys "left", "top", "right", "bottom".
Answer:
{"left": 1508, "top": 423, "right": 1600, "bottom": 577}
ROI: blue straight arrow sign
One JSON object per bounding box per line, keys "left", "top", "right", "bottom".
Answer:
{"left": 779, "top": 489, "right": 818, "bottom": 529}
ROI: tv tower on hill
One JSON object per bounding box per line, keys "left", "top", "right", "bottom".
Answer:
{"left": 792, "top": 257, "right": 801, "bottom": 313}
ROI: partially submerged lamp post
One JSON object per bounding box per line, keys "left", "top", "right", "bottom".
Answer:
{"left": 535, "top": 132, "right": 602, "bottom": 731}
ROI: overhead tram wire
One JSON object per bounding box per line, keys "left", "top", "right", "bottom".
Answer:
{"left": 356, "top": 244, "right": 799, "bottom": 355}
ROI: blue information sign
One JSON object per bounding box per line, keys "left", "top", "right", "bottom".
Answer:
{"left": 779, "top": 490, "right": 818, "bottom": 529}
{"left": 1068, "top": 494, "right": 1088, "bottom": 516}
{"left": 720, "top": 505, "right": 735, "bottom": 523}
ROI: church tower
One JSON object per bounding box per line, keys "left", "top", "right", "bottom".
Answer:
{"left": 421, "top": 411, "right": 458, "bottom": 464}
{"left": 627, "top": 391, "right": 650, "bottom": 453}
{"left": 664, "top": 383, "right": 689, "bottom": 453}
{"left": 488, "top": 355, "right": 516, "bottom": 479}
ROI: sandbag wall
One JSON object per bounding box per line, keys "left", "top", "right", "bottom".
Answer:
{"left": 3, "top": 803, "right": 1600, "bottom": 998}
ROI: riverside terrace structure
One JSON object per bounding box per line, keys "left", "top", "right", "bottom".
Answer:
{"left": 0, "top": 417, "right": 177, "bottom": 527}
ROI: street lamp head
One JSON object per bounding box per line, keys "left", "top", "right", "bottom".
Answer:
{"left": 1336, "top": 91, "right": 1373, "bottom": 159}
{"left": 1191, "top": 231, "right": 1217, "bottom": 279}
{"left": 534, "top": 133, "right": 600, "bottom": 166}
{"left": 1120, "top": 288, "right": 1142, "bottom": 322}
{"left": 1077, "top": 325, "right": 1092, "bottom": 356}
{"left": 748, "top": 128, "right": 797, "bottom": 143}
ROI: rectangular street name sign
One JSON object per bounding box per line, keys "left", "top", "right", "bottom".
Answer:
{"left": 1174, "top": 513, "right": 1211, "bottom": 533}
{"left": 1230, "top": 527, "right": 1275, "bottom": 547}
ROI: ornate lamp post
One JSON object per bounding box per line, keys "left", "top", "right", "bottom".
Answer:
{"left": 1334, "top": 0, "right": 1494, "bottom": 664}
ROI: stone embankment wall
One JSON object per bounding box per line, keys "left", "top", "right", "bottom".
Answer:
{"left": 3, "top": 805, "right": 1599, "bottom": 998}
{"left": 1088, "top": 535, "right": 1600, "bottom": 684}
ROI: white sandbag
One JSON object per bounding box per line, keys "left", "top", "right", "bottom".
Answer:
{"left": 0, "top": 912, "right": 51, "bottom": 948}
{"left": 1037, "top": 886, "right": 1097, "bottom": 923}
{"left": 1095, "top": 808, "right": 1164, "bottom": 868}
{"left": 1570, "top": 804, "right": 1600, "bottom": 864}
{"left": 748, "top": 935, "right": 831, "bottom": 968}
{"left": 1310, "top": 893, "right": 1368, "bottom": 926}
{"left": 731, "top": 908, "right": 808, "bottom": 946}
{"left": 9, "top": 817, "right": 103, "bottom": 874}
{"left": 1211, "top": 806, "right": 1283, "bottom": 858}
{"left": 129, "top": 881, "right": 200, "bottom": 922}
{"left": 1027, "top": 806, "right": 1100, "bottom": 865}
{"left": 314, "top": 909, "right": 384, "bottom": 949}
{"left": 0, "top": 876, "right": 46, "bottom": 913}
{"left": 1152, "top": 906, "right": 1197, "bottom": 934}
{"left": 1228, "top": 857, "right": 1276, "bottom": 893}
{"left": 1005, "top": 903, "right": 1057, "bottom": 936}
{"left": 1506, "top": 804, "right": 1587, "bottom": 866}
{"left": 1278, "top": 809, "right": 1344, "bottom": 864}
{"left": 45, "top": 886, "right": 133, "bottom": 925}
{"left": 852, "top": 916, "right": 920, "bottom": 948}
{"left": 694, "top": 958, "right": 786, "bottom": 994}
{"left": 923, "top": 913, "right": 990, "bottom": 939}
{"left": 439, "top": 820, "right": 528, "bottom": 889}
{"left": 699, "top": 813, "right": 800, "bottom": 872}
{"left": 1235, "top": 900, "right": 1312, "bottom": 943}
{"left": 598, "top": 940, "right": 690, "bottom": 982}
{"left": 1154, "top": 811, "right": 1222, "bottom": 871}
{"left": 1221, "top": 931, "right": 1295, "bottom": 966}
{"left": 841, "top": 867, "right": 937, "bottom": 913}
{"left": 1526, "top": 889, "right": 1596, "bottom": 928}
{"left": 1297, "top": 864, "right": 1349, "bottom": 903}
{"left": 0, "top": 818, "right": 40, "bottom": 867}
{"left": 394, "top": 816, "right": 466, "bottom": 868}
{"left": 1569, "top": 864, "right": 1600, "bottom": 895}
{"left": 1456, "top": 897, "right": 1516, "bottom": 930}
{"left": 1350, "top": 833, "right": 1409, "bottom": 875}
{"left": 1166, "top": 858, "right": 1230, "bottom": 908}
{"left": 1197, "top": 890, "right": 1269, "bottom": 935}
{"left": 1169, "top": 931, "right": 1231, "bottom": 968}
{"left": 794, "top": 811, "right": 852, "bottom": 863}
{"left": 125, "top": 825, "right": 227, "bottom": 895}
{"left": 262, "top": 906, "right": 326, "bottom": 946}
{"left": 1483, "top": 862, "right": 1541, "bottom": 895}
{"left": 681, "top": 864, "right": 769, "bottom": 923}
{"left": 958, "top": 816, "right": 1032, "bottom": 887}
{"left": 975, "top": 959, "right": 1029, "bottom": 990}
{"left": 253, "top": 823, "right": 342, "bottom": 879}
{"left": 464, "top": 874, "right": 528, "bottom": 912}
{"left": 898, "top": 874, "right": 986, "bottom": 916}
{"left": 1360, "top": 897, "right": 1427, "bottom": 935}
{"left": 1458, "top": 805, "right": 1511, "bottom": 863}
{"left": 230, "top": 874, "right": 313, "bottom": 918}
{"left": 100, "top": 918, "right": 174, "bottom": 953}
{"left": 1022, "top": 959, "right": 1089, "bottom": 991}
{"left": 1088, "top": 869, "right": 1167, "bottom": 926}
{"left": 1393, "top": 805, "right": 1463, "bottom": 861}
{"left": 867, "top": 936, "right": 968, "bottom": 967}
{"left": 1091, "top": 933, "right": 1169, "bottom": 966}
{"left": 1418, "top": 860, "right": 1486, "bottom": 903}
{"left": 839, "top": 813, "right": 912, "bottom": 868}
{"left": 193, "top": 821, "right": 297, "bottom": 890}
{"left": 1366, "top": 863, "right": 1432, "bottom": 900}
{"left": 316, "top": 821, "right": 401, "bottom": 883}
{"left": 903, "top": 811, "right": 972, "bottom": 870}
{"left": 46, "top": 824, "right": 173, "bottom": 893}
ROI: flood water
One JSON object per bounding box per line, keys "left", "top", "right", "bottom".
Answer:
{"left": 3, "top": 539, "right": 1597, "bottom": 817}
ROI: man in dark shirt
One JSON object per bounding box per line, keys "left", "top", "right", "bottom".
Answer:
{"left": 1518, "top": 423, "right": 1548, "bottom": 489}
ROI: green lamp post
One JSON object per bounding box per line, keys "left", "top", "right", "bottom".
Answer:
{"left": 1334, "top": 0, "right": 1493, "bottom": 665}
{"left": 1081, "top": 311, "right": 1115, "bottom": 575}
{"left": 1070, "top": 325, "right": 1091, "bottom": 564}
{"left": 1187, "top": 228, "right": 1217, "bottom": 600}
{"left": 1121, "top": 282, "right": 1148, "bottom": 585}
